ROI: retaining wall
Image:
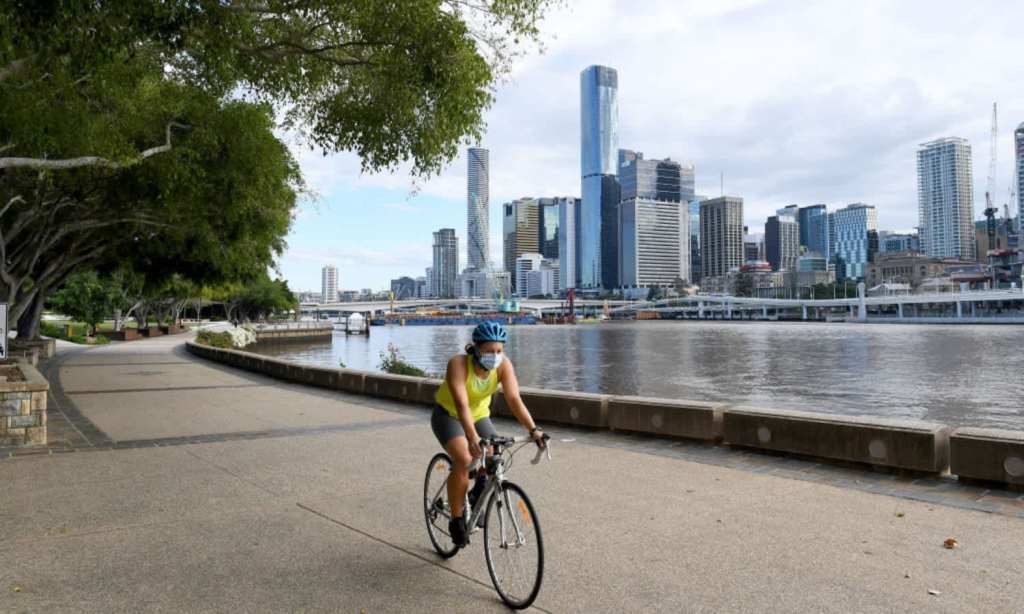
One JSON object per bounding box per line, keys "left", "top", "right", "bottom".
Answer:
{"left": 185, "top": 341, "right": 1022, "bottom": 488}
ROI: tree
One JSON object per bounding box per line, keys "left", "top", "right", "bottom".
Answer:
{"left": 733, "top": 272, "right": 754, "bottom": 297}
{"left": 48, "top": 270, "right": 118, "bottom": 336}
{"left": 234, "top": 275, "right": 297, "bottom": 322}
{"left": 1, "top": 0, "right": 554, "bottom": 337}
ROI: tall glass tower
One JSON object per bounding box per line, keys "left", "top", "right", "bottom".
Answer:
{"left": 580, "top": 65, "right": 619, "bottom": 290}
{"left": 467, "top": 147, "right": 489, "bottom": 271}
{"left": 916, "top": 137, "right": 974, "bottom": 259}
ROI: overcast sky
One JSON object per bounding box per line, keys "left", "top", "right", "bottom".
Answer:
{"left": 279, "top": 0, "right": 1024, "bottom": 292}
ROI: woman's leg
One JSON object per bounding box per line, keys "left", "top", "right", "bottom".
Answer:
{"left": 445, "top": 436, "right": 472, "bottom": 518}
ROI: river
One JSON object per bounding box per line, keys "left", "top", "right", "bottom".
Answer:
{"left": 250, "top": 321, "right": 1024, "bottom": 430}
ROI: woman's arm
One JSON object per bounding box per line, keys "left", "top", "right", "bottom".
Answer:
{"left": 446, "top": 356, "right": 482, "bottom": 457}
{"left": 497, "top": 359, "right": 542, "bottom": 439}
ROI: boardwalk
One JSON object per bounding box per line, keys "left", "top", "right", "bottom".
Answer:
{"left": 3, "top": 334, "right": 1023, "bottom": 612}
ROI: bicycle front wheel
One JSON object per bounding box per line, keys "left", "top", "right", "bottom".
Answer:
{"left": 483, "top": 481, "right": 544, "bottom": 609}
{"left": 423, "top": 452, "right": 459, "bottom": 558}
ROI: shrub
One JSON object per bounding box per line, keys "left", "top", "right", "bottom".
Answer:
{"left": 196, "top": 330, "right": 234, "bottom": 348}
{"left": 378, "top": 343, "right": 427, "bottom": 377}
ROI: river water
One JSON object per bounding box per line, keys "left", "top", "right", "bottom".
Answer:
{"left": 251, "top": 321, "right": 1024, "bottom": 430}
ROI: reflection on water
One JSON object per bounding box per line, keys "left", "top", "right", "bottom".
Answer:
{"left": 251, "top": 321, "right": 1024, "bottom": 429}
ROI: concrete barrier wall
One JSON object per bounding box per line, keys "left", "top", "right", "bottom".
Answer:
{"left": 609, "top": 396, "right": 723, "bottom": 441}
{"left": 186, "top": 341, "right": 1024, "bottom": 486}
{"left": 950, "top": 427, "right": 1024, "bottom": 487}
{"left": 723, "top": 406, "right": 950, "bottom": 473}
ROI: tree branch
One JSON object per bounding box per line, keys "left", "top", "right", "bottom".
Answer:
{"left": 0, "top": 122, "right": 190, "bottom": 171}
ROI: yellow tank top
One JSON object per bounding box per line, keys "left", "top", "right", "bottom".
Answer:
{"left": 435, "top": 355, "right": 499, "bottom": 421}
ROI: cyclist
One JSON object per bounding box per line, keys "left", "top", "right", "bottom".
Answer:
{"left": 431, "top": 320, "right": 545, "bottom": 547}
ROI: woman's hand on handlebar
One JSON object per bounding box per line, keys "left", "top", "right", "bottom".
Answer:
{"left": 530, "top": 427, "right": 547, "bottom": 448}
{"left": 468, "top": 433, "right": 483, "bottom": 459}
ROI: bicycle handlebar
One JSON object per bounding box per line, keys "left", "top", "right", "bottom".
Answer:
{"left": 467, "top": 434, "right": 551, "bottom": 473}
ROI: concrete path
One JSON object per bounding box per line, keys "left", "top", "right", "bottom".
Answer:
{"left": 2, "top": 335, "right": 1023, "bottom": 613}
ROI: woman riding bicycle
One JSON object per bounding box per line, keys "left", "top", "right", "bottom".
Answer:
{"left": 431, "top": 320, "right": 545, "bottom": 547}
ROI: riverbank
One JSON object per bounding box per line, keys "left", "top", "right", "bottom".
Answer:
{"left": 188, "top": 340, "right": 1024, "bottom": 491}
{"left": 5, "top": 334, "right": 1024, "bottom": 612}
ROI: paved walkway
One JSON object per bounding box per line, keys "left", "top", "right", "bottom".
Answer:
{"left": 2, "top": 335, "right": 1023, "bottom": 612}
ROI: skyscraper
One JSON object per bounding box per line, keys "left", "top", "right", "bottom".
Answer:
{"left": 619, "top": 152, "right": 694, "bottom": 203}
{"left": 580, "top": 65, "right": 619, "bottom": 290}
{"left": 700, "top": 197, "right": 744, "bottom": 280}
{"left": 830, "top": 203, "right": 878, "bottom": 281}
{"left": 432, "top": 228, "right": 458, "bottom": 298}
{"left": 467, "top": 147, "right": 489, "bottom": 270}
{"left": 503, "top": 198, "right": 540, "bottom": 292}
{"left": 1016, "top": 123, "right": 1024, "bottom": 235}
{"left": 917, "top": 137, "right": 974, "bottom": 259}
{"left": 558, "top": 197, "right": 581, "bottom": 291}
{"left": 689, "top": 197, "right": 705, "bottom": 283}
{"left": 537, "top": 197, "right": 560, "bottom": 259}
{"left": 765, "top": 213, "right": 799, "bottom": 272}
{"left": 798, "top": 204, "right": 829, "bottom": 257}
{"left": 320, "top": 264, "right": 337, "bottom": 304}
{"left": 619, "top": 197, "right": 690, "bottom": 287}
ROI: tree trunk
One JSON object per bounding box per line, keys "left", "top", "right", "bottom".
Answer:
{"left": 16, "top": 290, "right": 46, "bottom": 340}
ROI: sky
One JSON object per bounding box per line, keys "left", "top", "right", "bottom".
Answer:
{"left": 277, "top": 0, "right": 1024, "bottom": 292}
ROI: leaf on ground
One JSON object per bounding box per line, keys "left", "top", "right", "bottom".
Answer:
{"left": 895, "top": 512, "right": 905, "bottom": 518}
{"left": 10, "top": 586, "right": 21, "bottom": 593}
{"left": 928, "top": 589, "right": 941, "bottom": 596}
{"left": 943, "top": 538, "right": 958, "bottom": 549}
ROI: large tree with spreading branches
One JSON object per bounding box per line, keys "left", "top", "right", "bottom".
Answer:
{"left": 1, "top": 0, "right": 554, "bottom": 337}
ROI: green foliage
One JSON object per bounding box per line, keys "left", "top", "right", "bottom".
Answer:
{"left": 234, "top": 275, "right": 297, "bottom": 321}
{"left": 39, "top": 321, "right": 109, "bottom": 345}
{"left": 378, "top": 343, "right": 427, "bottom": 377}
{"left": 196, "top": 330, "right": 234, "bottom": 349}
{"left": 48, "top": 271, "right": 118, "bottom": 335}
{"left": 733, "top": 272, "right": 754, "bottom": 297}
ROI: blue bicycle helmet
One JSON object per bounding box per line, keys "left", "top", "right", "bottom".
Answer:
{"left": 472, "top": 320, "right": 508, "bottom": 344}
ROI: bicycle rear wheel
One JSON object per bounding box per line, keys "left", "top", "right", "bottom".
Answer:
{"left": 483, "top": 481, "right": 544, "bottom": 609}
{"left": 423, "top": 452, "right": 459, "bottom": 558}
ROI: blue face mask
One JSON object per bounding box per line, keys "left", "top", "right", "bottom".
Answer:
{"left": 478, "top": 352, "right": 503, "bottom": 371}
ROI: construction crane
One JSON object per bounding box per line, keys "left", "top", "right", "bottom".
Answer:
{"left": 983, "top": 103, "right": 999, "bottom": 288}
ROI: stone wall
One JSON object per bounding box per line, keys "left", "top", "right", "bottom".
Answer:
{"left": 0, "top": 359, "right": 49, "bottom": 447}
{"left": 185, "top": 341, "right": 1024, "bottom": 489}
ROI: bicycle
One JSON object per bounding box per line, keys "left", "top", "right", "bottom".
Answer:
{"left": 423, "top": 434, "right": 552, "bottom": 610}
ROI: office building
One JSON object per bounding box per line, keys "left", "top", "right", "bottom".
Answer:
{"left": 503, "top": 198, "right": 540, "bottom": 292}
{"left": 700, "top": 197, "right": 744, "bottom": 279}
{"left": 390, "top": 276, "right": 416, "bottom": 300}
{"left": 431, "top": 228, "right": 458, "bottom": 298}
{"left": 878, "top": 232, "right": 920, "bottom": 253}
{"left": 515, "top": 253, "right": 545, "bottom": 298}
{"left": 618, "top": 151, "right": 695, "bottom": 203}
{"left": 415, "top": 277, "right": 427, "bottom": 299}
{"left": 320, "top": 265, "right": 337, "bottom": 304}
{"left": 917, "top": 137, "right": 974, "bottom": 259}
{"left": 829, "top": 203, "right": 878, "bottom": 281}
{"left": 620, "top": 197, "right": 690, "bottom": 288}
{"left": 798, "top": 204, "right": 829, "bottom": 257}
{"left": 525, "top": 263, "right": 559, "bottom": 298}
{"left": 538, "top": 197, "right": 561, "bottom": 260}
{"left": 580, "top": 65, "right": 620, "bottom": 290}
{"left": 558, "top": 197, "right": 581, "bottom": 291}
{"left": 466, "top": 147, "right": 489, "bottom": 270}
{"left": 1017, "top": 123, "right": 1024, "bottom": 235}
{"left": 424, "top": 267, "right": 433, "bottom": 298}
{"left": 689, "top": 197, "right": 705, "bottom": 283}
{"left": 765, "top": 213, "right": 799, "bottom": 272}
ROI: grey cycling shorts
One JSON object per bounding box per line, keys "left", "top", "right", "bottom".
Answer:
{"left": 431, "top": 405, "right": 498, "bottom": 447}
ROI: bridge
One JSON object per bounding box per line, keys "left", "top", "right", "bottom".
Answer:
{"left": 611, "top": 287, "right": 1024, "bottom": 322}
{"left": 298, "top": 297, "right": 631, "bottom": 317}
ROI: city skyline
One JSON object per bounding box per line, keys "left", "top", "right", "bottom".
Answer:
{"left": 277, "top": 1, "right": 1024, "bottom": 291}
